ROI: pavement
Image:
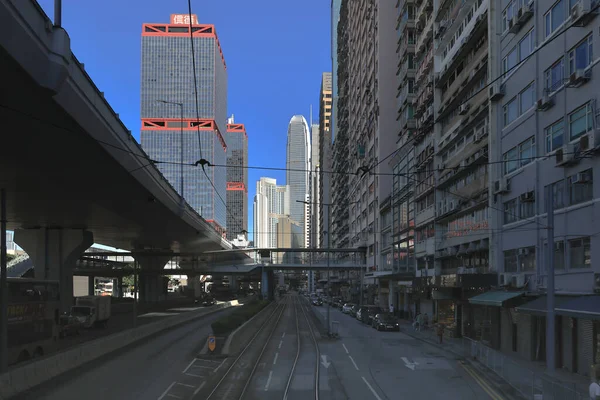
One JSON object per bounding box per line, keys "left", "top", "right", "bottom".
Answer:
{"left": 12, "top": 304, "right": 239, "bottom": 400}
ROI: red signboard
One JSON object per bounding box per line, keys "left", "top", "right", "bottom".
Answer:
{"left": 170, "top": 14, "right": 199, "bottom": 25}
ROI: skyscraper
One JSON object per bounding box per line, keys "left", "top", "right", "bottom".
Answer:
{"left": 225, "top": 115, "right": 248, "bottom": 241}
{"left": 318, "top": 73, "right": 333, "bottom": 249}
{"left": 253, "top": 178, "right": 289, "bottom": 249}
{"left": 286, "top": 115, "right": 311, "bottom": 248}
{"left": 310, "top": 122, "right": 320, "bottom": 249}
{"left": 140, "top": 14, "right": 228, "bottom": 234}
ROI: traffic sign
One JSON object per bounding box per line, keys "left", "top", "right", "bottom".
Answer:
{"left": 208, "top": 335, "right": 216, "bottom": 352}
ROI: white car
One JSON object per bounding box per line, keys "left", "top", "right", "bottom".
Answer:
{"left": 342, "top": 303, "right": 355, "bottom": 314}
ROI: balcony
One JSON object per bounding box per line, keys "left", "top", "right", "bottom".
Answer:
{"left": 415, "top": 237, "right": 435, "bottom": 256}
{"left": 452, "top": 173, "right": 487, "bottom": 200}
{"left": 415, "top": 47, "right": 433, "bottom": 82}
{"left": 415, "top": 16, "right": 433, "bottom": 55}
{"left": 398, "top": 84, "right": 415, "bottom": 111}
{"left": 439, "top": 45, "right": 487, "bottom": 104}
{"left": 398, "top": 14, "right": 415, "bottom": 36}
{"left": 416, "top": 0, "right": 433, "bottom": 22}
{"left": 438, "top": 72, "right": 488, "bottom": 123}
{"left": 398, "top": 59, "right": 416, "bottom": 80}
{"left": 398, "top": 35, "right": 416, "bottom": 59}
{"left": 439, "top": 226, "right": 489, "bottom": 249}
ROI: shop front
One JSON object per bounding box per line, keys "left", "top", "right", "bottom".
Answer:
{"left": 432, "top": 287, "right": 461, "bottom": 337}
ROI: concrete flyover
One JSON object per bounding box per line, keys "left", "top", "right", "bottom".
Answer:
{"left": 0, "top": 0, "right": 249, "bottom": 309}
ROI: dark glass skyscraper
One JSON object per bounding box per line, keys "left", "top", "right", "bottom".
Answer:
{"left": 140, "top": 14, "right": 228, "bottom": 234}
{"left": 225, "top": 116, "right": 248, "bottom": 240}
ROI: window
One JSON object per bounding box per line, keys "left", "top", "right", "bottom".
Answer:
{"left": 569, "top": 103, "right": 593, "bottom": 141}
{"left": 568, "top": 169, "right": 593, "bottom": 205}
{"left": 519, "top": 83, "right": 535, "bottom": 114}
{"left": 519, "top": 29, "right": 535, "bottom": 61}
{"left": 545, "top": 58, "right": 564, "bottom": 92}
{"left": 545, "top": 180, "right": 566, "bottom": 211}
{"left": 504, "top": 199, "right": 518, "bottom": 224}
{"left": 504, "top": 136, "right": 536, "bottom": 174}
{"left": 503, "top": 47, "right": 518, "bottom": 74}
{"left": 504, "top": 249, "right": 518, "bottom": 272}
{"left": 568, "top": 35, "right": 593, "bottom": 74}
{"left": 520, "top": 192, "right": 535, "bottom": 219}
{"left": 545, "top": 119, "right": 564, "bottom": 152}
{"left": 408, "top": 79, "right": 415, "bottom": 93}
{"left": 503, "top": 97, "right": 518, "bottom": 126}
{"left": 502, "top": 1, "right": 516, "bottom": 32}
{"left": 503, "top": 147, "right": 519, "bottom": 174}
{"left": 520, "top": 247, "right": 536, "bottom": 271}
{"left": 545, "top": 0, "right": 565, "bottom": 38}
{"left": 569, "top": 237, "right": 591, "bottom": 268}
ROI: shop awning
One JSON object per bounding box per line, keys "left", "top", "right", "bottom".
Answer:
{"left": 555, "top": 296, "right": 600, "bottom": 320}
{"left": 515, "top": 296, "right": 571, "bottom": 316}
{"left": 468, "top": 291, "right": 524, "bottom": 307}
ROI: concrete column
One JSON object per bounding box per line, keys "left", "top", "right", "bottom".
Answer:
{"left": 88, "top": 276, "right": 95, "bottom": 296}
{"left": 388, "top": 280, "right": 395, "bottom": 313}
{"left": 261, "top": 269, "right": 269, "bottom": 299}
{"left": 188, "top": 274, "right": 203, "bottom": 298}
{"left": 228, "top": 275, "right": 238, "bottom": 292}
{"left": 404, "top": 291, "right": 409, "bottom": 318}
{"left": 14, "top": 228, "right": 93, "bottom": 313}
{"left": 134, "top": 254, "right": 171, "bottom": 304}
{"left": 116, "top": 276, "right": 123, "bottom": 298}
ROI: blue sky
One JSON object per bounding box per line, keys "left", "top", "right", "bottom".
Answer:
{"left": 37, "top": 0, "right": 332, "bottom": 243}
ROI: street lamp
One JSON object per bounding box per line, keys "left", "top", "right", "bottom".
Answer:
{"left": 156, "top": 100, "right": 185, "bottom": 214}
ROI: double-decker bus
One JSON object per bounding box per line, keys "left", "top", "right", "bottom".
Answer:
{"left": 7, "top": 278, "right": 60, "bottom": 365}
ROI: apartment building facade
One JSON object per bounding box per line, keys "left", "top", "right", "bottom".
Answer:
{"left": 253, "top": 178, "right": 290, "bottom": 249}
{"left": 488, "top": 0, "right": 600, "bottom": 376}
{"left": 225, "top": 116, "right": 248, "bottom": 241}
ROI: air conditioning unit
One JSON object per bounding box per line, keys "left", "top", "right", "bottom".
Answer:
{"left": 517, "top": 1, "right": 534, "bottom": 23}
{"left": 579, "top": 129, "right": 600, "bottom": 151}
{"left": 537, "top": 94, "right": 554, "bottom": 111}
{"left": 474, "top": 127, "right": 488, "bottom": 143}
{"left": 459, "top": 103, "right": 470, "bottom": 115}
{"left": 572, "top": 170, "right": 592, "bottom": 184}
{"left": 520, "top": 191, "right": 535, "bottom": 202}
{"left": 494, "top": 177, "right": 510, "bottom": 194}
{"left": 568, "top": 69, "right": 591, "bottom": 87}
{"left": 509, "top": 16, "right": 521, "bottom": 34}
{"left": 555, "top": 143, "right": 577, "bottom": 167}
{"left": 489, "top": 82, "right": 505, "bottom": 101}
{"left": 571, "top": 0, "right": 595, "bottom": 26}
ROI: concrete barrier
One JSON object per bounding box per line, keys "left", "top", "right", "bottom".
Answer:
{"left": 0, "top": 300, "right": 240, "bottom": 399}
{"left": 222, "top": 301, "right": 275, "bottom": 355}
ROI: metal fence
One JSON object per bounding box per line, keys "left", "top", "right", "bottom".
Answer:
{"left": 461, "top": 338, "right": 586, "bottom": 400}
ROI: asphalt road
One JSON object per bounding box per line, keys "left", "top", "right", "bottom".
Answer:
{"left": 313, "top": 303, "right": 498, "bottom": 400}
{"left": 13, "top": 304, "right": 238, "bottom": 400}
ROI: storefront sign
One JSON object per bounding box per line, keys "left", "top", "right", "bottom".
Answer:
{"left": 170, "top": 14, "right": 199, "bottom": 25}
{"left": 446, "top": 220, "right": 489, "bottom": 238}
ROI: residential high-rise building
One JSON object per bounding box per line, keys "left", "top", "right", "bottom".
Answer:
{"left": 140, "top": 14, "right": 228, "bottom": 235}
{"left": 253, "top": 177, "right": 289, "bottom": 249}
{"left": 286, "top": 115, "right": 311, "bottom": 248}
{"left": 225, "top": 115, "right": 248, "bottom": 241}
{"left": 310, "top": 122, "right": 320, "bottom": 250}
{"left": 332, "top": 0, "right": 397, "bottom": 292}
{"left": 487, "top": 0, "right": 600, "bottom": 372}
{"left": 331, "top": 0, "right": 342, "bottom": 144}
{"left": 318, "top": 73, "right": 333, "bottom": 250}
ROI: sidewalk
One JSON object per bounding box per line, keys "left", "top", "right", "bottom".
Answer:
{"left": 398, "top": 319, "right": 589, "bottom": 400}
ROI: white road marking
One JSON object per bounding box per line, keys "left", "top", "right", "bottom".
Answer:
{"left": 166, "top": 395, "right": 182, "bottom": 399}
{"left": 213, "top": 358, "right": 226, "bottom": 372}
{"left": 349, "top": 355, "right": 359, "bottom": 371}
{"left": 278, "top": 340, "right": 283, "bottom": 349}
{"left": 185, "top": 372, "right": 203, "bottom": 378}
{"left": 265, "top": 370, "right": 273, "bottom": 391}
{"left": 282, "top": 332, "right": 286, "bottom": 338}
{"left": 362, "top": 376, "right": 383, "bottom": 400}
{"left": 223, "top": 384, "right": 234, "bottom": 397}
{"left": 401, "top": 357, "right": 418, "bottom": 371}
{"left": 191, "top": 365, "right": 214, "bottom": 369}
{"left": 158, "top": 382, "right": 177, "bottom": 400}
{"left": 273, "top": 352, "right": 279, "bottom": 365}
{"left": 182, "top": 358, "right": 197, "bottom": 374}
{"left": 342, "top": 343, "right": 349, "bottom": 354}
{"left": 175, "top": 382, "right": 195, "bottom": 388}
{"left": 193, "top": 381, "right": 206, "bottom": 395}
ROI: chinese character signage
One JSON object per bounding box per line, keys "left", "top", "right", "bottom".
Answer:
{"left": 171, "top": 14, "right": 199, "bottom": 25}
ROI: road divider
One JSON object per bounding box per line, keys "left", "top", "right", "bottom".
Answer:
{"left": 221, "top": 301, "right": 276, "bottom": 355}
{"left": 0, "top": 299, "right": 244, "bottom": 400}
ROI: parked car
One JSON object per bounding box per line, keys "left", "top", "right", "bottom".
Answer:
{"left": 312, "top": 298, "right": 323, "bottom": 306}
{"left": 356, "top": 307, "right": 369, "bottom": 322}
{"left": 59, "top": 314, "right": 82, "bottom": 338}
{"left": 201, "top": 295, "right": 216, "bottom": 306}
{"left": 342, "top": 303, "right": 355, "bottom": 314}
{"left": 365, "top": 306, "right": 383, "bottom": 325}
{"left": 349, "top": 304, "right": 360, "bottom": 317}
{"left": 372, "top": 314, "right": 400, "bottom": 331}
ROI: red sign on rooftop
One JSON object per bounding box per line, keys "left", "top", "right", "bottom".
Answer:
{"left": 170, "top": 14, "right": 199, "bottom": 25}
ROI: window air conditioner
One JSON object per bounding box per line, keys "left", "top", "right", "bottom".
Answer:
{"left": 489, "top": 82, "right": 505, "bottom": 101}
{"left": 555, "top": 143, "right": 577, "bottom": 167}
{"left": 494, "top": 177, "right": 510, "bottom": 194}
{"left": 536, "top": 94, "right": 554, "bottom": 111}
{"left": 579, "top": 128, "right": 600, "bottom": 151}
{"left": 567, "top": 69, "right": 591, "bottom": 87}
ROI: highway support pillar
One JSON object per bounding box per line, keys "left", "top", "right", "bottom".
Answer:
{"left": 261, "top": 269, "right": 269, "bottom": 300}
{"left": 228, "top": 275, "right": 238, "bottom": 292}
{"left": 14, "top": 228, "right": 93, "bottom": 313}
{"left": 134, "top": 254, "right": 171, "bottom": 304}
{"left": 187, "top": 274, "right": 203, "bottom": 299}
{"left": 88, "top": 276, "right": 95, "bottom": 296}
